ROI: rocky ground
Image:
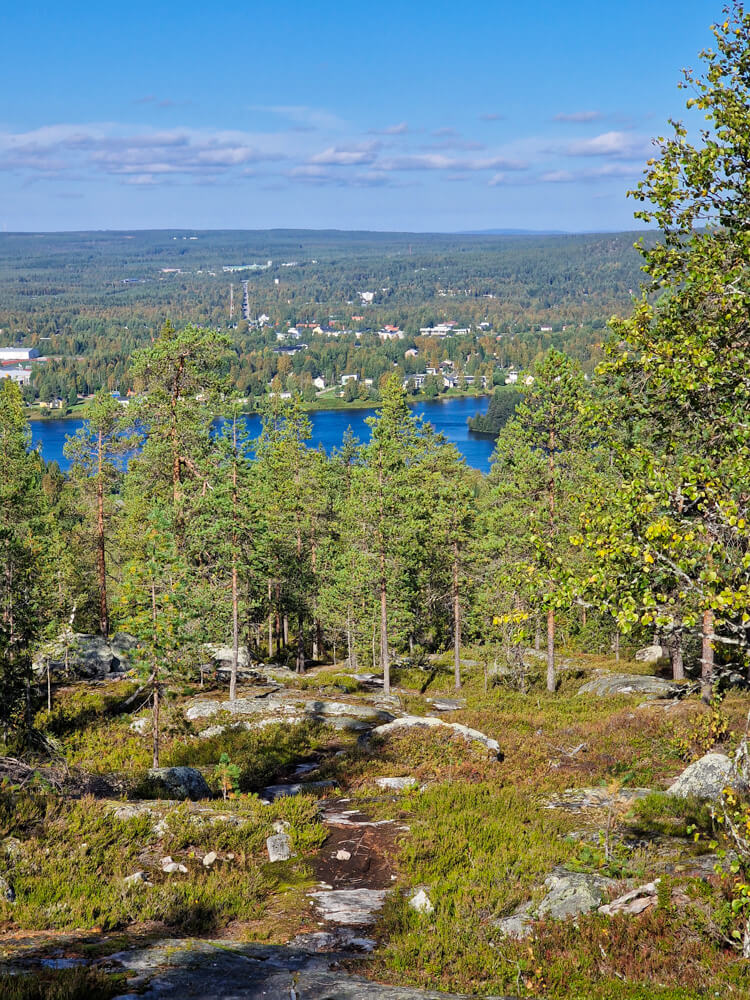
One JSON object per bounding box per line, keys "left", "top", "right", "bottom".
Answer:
{"left": 3, "top": 646, "right": 750, "bottom": 999}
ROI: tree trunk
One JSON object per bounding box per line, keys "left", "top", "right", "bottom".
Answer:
{"left": 47, "top": 659, "right": 51, "bottom": 712}
{"left": 614, "top": 629, "right": 620, "bottom": 663}
{"left": 376, "top": 444, "right": 390, "bottom": 694}
{"left": 96, "top": 428, "right": 109, "bottom": 636}
{"left": 347, "top": 613, "right": 357, "bottom": 670}
{"left": 667, "top": 630, "right": 684, "bottom": 681}
{"left": 296, "top": 613, "right": 305, "bottom": 673}
{"left": 283, "top": 613, "right": 289, "bottom": 648}
{"left": 535, "top": 615, "right": 541, "bottom": 652}
{"left": 152, "top": 680, "right": 160, "bottom": 768}
{"left": 170, "top": 355, "right": 185, "bottom": 536}
{"left": 380, "top": 558, "right": 390, "bottom": 695}
{"left": 268, "top": 579, "right": 273, "bottom": 657}
{"left": 230, "top": 555, "right": 239, "bottom": 701}
{"left": 452, "top": 540, "right": 461, "bottom": 691}
{"left": 546, "top": 607, "right": 555, "bottom": 693}
{"left": 151, "top": 581, "right": 160, "bottom": 768}
{"left": 701, "top": 609, "right": 715, "bottom": 703}
{"left": 230, "top": 417, "right": 239, "bottom": 702}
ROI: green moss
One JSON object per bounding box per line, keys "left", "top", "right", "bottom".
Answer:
{"left": 0, "top": 968, "right": 125, "bottom": 1000}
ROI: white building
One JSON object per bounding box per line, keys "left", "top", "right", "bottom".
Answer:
{"left": 0, "top": 347, "right": 39, "bottom": 361}
{"left": 418, "top": 323, "right": 470, "bottom": 337}
{"left": 341, "top": 373, "right": 359, "bottom": 385}
{"left": 313, "top": 376, "right": 326, "bottom": 390}
{"left": 0, "top": 366, "right": 32, "bottom": 385}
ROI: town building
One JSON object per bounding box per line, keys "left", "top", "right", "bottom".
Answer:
{"left": 0, "top": 365, "right": 32, "bottom": 385}
{"left": 0, "top": 346, "right": 39, "bottom": 361}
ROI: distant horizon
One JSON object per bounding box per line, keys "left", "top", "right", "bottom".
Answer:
{"left": 0, "top": 224, "right": 651, "bottom": 237}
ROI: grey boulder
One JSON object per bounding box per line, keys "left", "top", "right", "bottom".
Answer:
{"left": 266, "top": 833, "right": 293, "bottom": 862}
{"left": 495, "top": 870, "right": 614, "bottom": 938}
{"left": 667, "top": 752, "right": 741, "bottom": 801}
{"left": 635, "top": 644, "right": 669, "bottom": 664}
{"left": 578, "top": 671, "right": 685, "bottom": 699}
{"left": 0, "top": 874, "right": 15, "bottom": 903}
{"left": 536, "top": 870, "right": 615, "bottom": 920}
{"left": 34, "top": 632, "right": 137, "bottom": 680}
{"left": 146, "top": 767, "right": 211, "bottom": 801}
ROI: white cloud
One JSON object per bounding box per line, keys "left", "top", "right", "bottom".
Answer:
{"left": 251, "top": 104, "right": 345, "bottom": 130}
{"left": 379, "top": 153, "right": 527, "bottom": 172}
{"left": 368, "top": 122, "right": 409, "bottom": 135}
{"left": 309, "top": 142, "right": 379, "bottom": 166}
{"left": 563, "top": 131, "right": 651, "bottom": 159}
{"left": 539, "top": 169, "right": 576, "bottom": 183}
{"left": 553, "top": 110, "right": 604, "bottom": 123}
{"left": 0, "top": 124, "right": 289, "bottom": 182}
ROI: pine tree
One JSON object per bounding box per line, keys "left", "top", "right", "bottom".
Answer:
{"left": 63, "top": 388, "right": 132, "bottom": 636}
{"left": 0, "top": 381, "right": 49, "bottom": 737}
{"left": 486, "top": 351, "right": 590, "bottom": 692}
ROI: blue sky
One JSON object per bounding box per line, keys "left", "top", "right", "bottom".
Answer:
{"left": 0, "top": 0, "right": 718, "bottom": 232}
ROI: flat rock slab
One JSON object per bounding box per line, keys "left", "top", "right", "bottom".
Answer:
{"left": 370, "top": 715, "right": 501, "bottom": 758}
{"left": 262, "top": 780, "right": 337, "bottom": 801}
{"left": 577, "top": 672, "right": 687, "bottom": 699}
{"left": 309, "top": 888, "right": 389, "bottom": 925}
{"left": 110, "top": 939, "right": 513, "bottom": 999}
{"left": 375, "top": 776, "right": 418, "bottom": 791}
{"left": 545, "top": 786, "right": 652, "bottom": 812}
{"left": 427, "top": 698, "right": 465, "bottom": 712}
{"left": 186, "top": 696, "right": 393, "bottom": 725}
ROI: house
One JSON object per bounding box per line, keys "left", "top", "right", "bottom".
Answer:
{"left": 405, "top": 348, "right": 419, "bottom": 358}
{"left": 505, "top": 369, "right": 519, "bottom": 385}
{"left": 0, "top": 346, "right": 39, "bottom": 361}
{"left": 340, "top": 373, "right": 359, "bottom": 385}
{"left": 0, "top": 365, "right": 32, "bottom": 385}
{"left": 377, "top": 327, "right": 404, "bottom": 340}
{"left": 313, "top": 376, "right": 326, "bottom": 390}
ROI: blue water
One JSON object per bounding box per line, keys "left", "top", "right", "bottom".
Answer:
{"left": 30, "top": 395, "right": 495, "bottom": 474}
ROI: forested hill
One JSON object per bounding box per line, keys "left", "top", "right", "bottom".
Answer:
{"left": 0, "top": 228, "right": 649, "bottom": 341}
{"left": 0, "top": 228, "right": 654, "bottom": 408}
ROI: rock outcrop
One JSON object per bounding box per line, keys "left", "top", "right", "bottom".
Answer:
{"left": 146, "top": 767, "right": 211, "bottom": 801}
{"left": 33, "top": 632, "right": 138, "bottom": 680}
{"left": 667, "top": 752, "right": 741, "bottom": 801}
{"left": 577, "top": 671, "right": 687, "bottom": 699}
{"left": 369, "top": 715, "right": 501, "bottom": 758}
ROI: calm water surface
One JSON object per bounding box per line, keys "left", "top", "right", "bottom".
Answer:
{"left": 30, "top": 395, "right": 495, "bottom": 473}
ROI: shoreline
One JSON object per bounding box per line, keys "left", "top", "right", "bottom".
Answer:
{"left": 27, "top": 389, "right": 492, "bottom": 423}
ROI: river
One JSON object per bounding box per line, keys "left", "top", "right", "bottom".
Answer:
{"left": 29, "top": 394, "right": 496, "bottom": 474}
